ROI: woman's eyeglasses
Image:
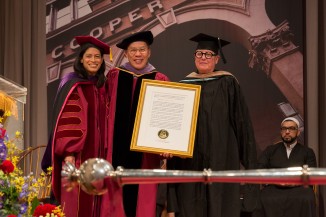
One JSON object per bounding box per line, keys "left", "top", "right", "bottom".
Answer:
{"left": 194, "top": 51, "right": 217, "bottom": 59}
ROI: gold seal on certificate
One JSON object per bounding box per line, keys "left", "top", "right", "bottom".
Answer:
{"left": 158, "top": 129, "right": 169, "bottom": 139}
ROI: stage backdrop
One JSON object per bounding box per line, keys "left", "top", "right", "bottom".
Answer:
{"left": 45, "top": 0, "right": 304, "bottom": 156}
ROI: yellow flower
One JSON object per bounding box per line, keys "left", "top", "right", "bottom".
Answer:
{"left": 15, "top": 130, "right": 21, "bottom": 138}
{"left": 47, "top": 166, "right": 53, "bottom": 173}
{"left": 53, "top": 205, "right": 66, "bottom": 217}
{"left": 4, "top": 110, "right": 11, "bottom": 117}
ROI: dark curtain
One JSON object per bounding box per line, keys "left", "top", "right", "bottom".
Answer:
{"left": 0, "top": 0, "right": 47, "bottom": 148}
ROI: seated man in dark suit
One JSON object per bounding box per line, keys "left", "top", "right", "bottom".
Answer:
{"left": 256, "top": 117, "right": 317, "bottom": 217}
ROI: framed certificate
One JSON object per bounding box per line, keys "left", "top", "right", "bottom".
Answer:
{"left": 130, "top": 79, "right": 201, "bottom": 158}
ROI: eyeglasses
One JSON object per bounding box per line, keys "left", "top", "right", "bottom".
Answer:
{"left": 194, "top": 51, "right": 217, "bottom": 59}
{"left": 128, "top": 47, "right": 148, "bottom": 56}
{"left": 280, "top": 126, "right": 298, "bottom": 132}
{"left": 84, "top": 54, "right": 102, "bottom": 60}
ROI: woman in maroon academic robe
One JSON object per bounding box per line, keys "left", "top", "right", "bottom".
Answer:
{"left": 46, "top": 36, "right": 124, "bottom": 217}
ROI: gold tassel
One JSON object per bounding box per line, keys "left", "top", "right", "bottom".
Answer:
{"left": 109, "top": 47, "right": 113, "bottom": 62}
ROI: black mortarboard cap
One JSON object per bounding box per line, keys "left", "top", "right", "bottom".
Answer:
{"left": 189, "top": 33, "right": 230, "bottom": 63}
{"left": 116, "top": 31, "right": 154, "bottom": 50}
{"left": 75, "top": 36, "right": 110, "bottom": 54}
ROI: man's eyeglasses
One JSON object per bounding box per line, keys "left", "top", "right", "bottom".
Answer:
{"left": 128, "top": 47, "right": 148, "bottom": 56}
{"left": 280, "top": 126, "right": 298, "bottom": 132}
{"left": 194, "top": 51, "right": 217, "bottom": 59}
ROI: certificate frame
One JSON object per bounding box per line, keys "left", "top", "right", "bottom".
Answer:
{"left": 130, "top": 79, "right": 201, "bottom": 158}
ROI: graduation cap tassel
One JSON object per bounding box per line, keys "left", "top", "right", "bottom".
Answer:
{"left": 109, "top": 47, "right": 113, "bottom": 62}
{"left": 218, "top": 37, "right": 227, "bottom": 64}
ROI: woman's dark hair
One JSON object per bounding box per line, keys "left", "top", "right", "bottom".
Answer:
{"left": 73, "top": 43, "right": 106, "bottom": 87}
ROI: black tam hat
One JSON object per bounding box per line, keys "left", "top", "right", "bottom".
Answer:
{"left": 116, "top": 31, "right": 154, "bottom": 50}
{"left": 189, "top": 33, "right": 230, "bottom": 63}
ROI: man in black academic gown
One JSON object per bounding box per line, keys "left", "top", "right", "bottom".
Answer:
{"left": 255, "top": 117, "right": 317, "bottom": 217}
{"left": 166, "top": 33, "right": 258, "bottom": 217}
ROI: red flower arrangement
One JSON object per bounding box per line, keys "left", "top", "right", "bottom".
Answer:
{"left": 0, "top": 127, "right": 6, "bottom": 139}
{"left": 0, "top": 159, "right": 14, "bottom": 174}
{"left": 33, "top": 204, "right": 63, "bottom": 217}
